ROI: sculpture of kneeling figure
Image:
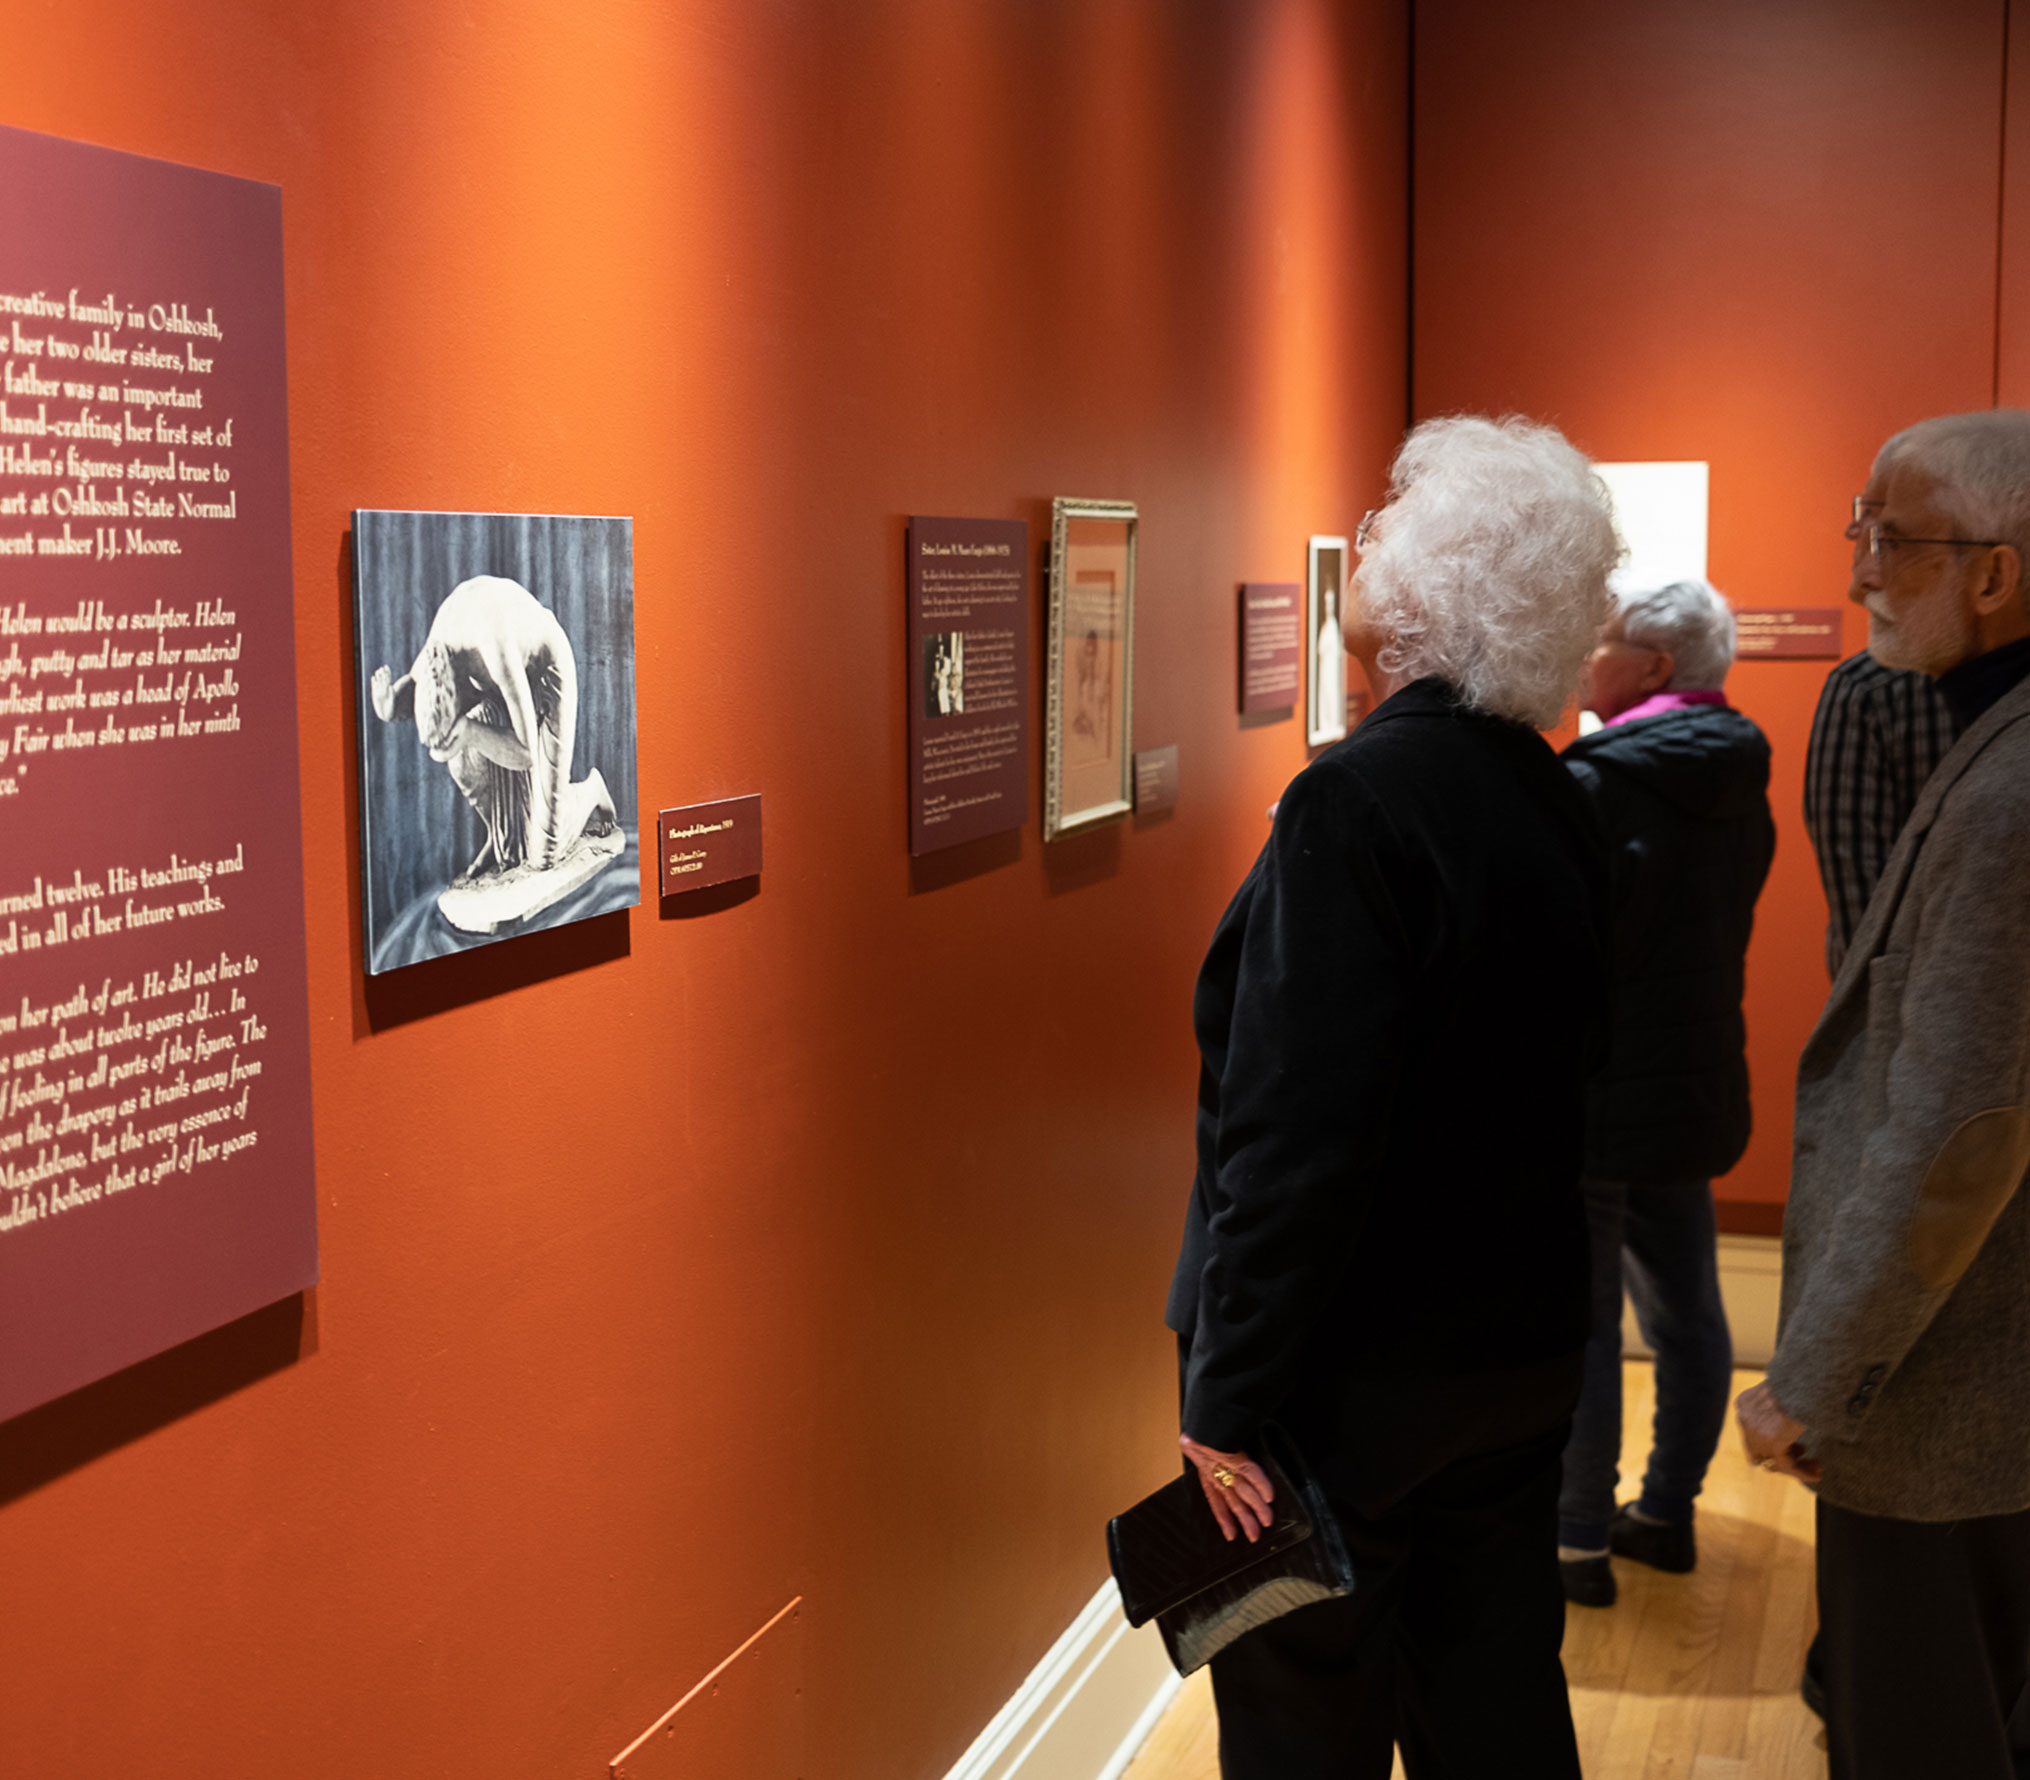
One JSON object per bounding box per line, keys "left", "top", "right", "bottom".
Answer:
{"left": 370, "top": 574, "right": 622, "bottom": 933}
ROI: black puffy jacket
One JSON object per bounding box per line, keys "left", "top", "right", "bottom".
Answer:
{"left": 1562, "top": 703, "right": 1776, "bottom": 1184}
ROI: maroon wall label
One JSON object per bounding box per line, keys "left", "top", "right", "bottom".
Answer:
{"left": 1735, "top": 607, "right": 1845, "bottom": 659}
{"left": 0, "top": 126, "right": 316, "bottom": 1421}
{"left": 1239, "top": 582, "right": 1301, "bottom": 712}
{"left": 658, "top": 796, "right": 762, "bottom": 893}
{"left": 907, "top": 516, "right": 1029, "bottom": 855}
{"left": 1133, "top": 744, "right": 1178, "bottom": 815}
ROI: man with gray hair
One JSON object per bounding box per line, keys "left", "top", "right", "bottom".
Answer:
{"left": 1556, "top": 580, "right": 1774, "bottom": 1607}
{"left": 1740, "top": 407, "right": 2030, "bottom": 1778}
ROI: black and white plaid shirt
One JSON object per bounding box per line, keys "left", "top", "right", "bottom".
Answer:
{"left": 1803, "top": 651, "right": 1958, "bottom": 978}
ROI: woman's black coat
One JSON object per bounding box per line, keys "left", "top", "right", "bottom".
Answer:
{"left": 1166, "top": 679, "right": 1611, "bottom": 1485}
{"left": 1560, "top": 704, "right": 1775, "bottom": 1184}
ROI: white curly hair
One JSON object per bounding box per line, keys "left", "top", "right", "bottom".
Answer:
{"left": 1355, "top": 415, "right": 1621, "bottom": 729}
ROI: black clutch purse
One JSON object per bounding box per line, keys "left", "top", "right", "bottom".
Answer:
{"left": 1105, "top": 1426, "right": 1354, "bottom": 1675}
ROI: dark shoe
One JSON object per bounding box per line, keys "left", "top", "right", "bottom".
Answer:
{"left": 1801, "top": 1629, "right": 1827, "bottom": 1720}
{"left": 1560, "top": 1554, "right": 1617, "bottom": 1608}
{"left": 1609, "top": 1504, "right": 1696, "bottom": 1574}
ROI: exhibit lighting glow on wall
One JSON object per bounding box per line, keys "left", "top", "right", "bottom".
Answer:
{"left": 1594, "top": 460, "right": 1710, "bottom": 595}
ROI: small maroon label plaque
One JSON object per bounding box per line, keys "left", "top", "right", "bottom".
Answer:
{"left": 1239, "top": 582, "right": 1301, "bottom": 713}
{"left": 1734, "top": 607, "right": 1844, "bottom": 659}
{"left": 1133, "top": 744, "right": 1179, "bottom": 816}
{"left": 659, "top": 796, "right": 762, "bottom": 893}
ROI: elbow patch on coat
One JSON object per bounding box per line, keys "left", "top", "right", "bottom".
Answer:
{"left": 1909, "top": 1106, "right": 2030, "bottom": 1290}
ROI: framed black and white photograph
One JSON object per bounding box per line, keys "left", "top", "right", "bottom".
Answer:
{"left": 352, "top": 510, "right": 640, "bottom": 974}
{"left": 923, "top": 630, "right": 966, "bottom": 717}
{"left": 1045, "top": 497, "right": 1137, "bottom": 840}
{"left": 1306, "top": 533, "right": 1350, "bottom": 747}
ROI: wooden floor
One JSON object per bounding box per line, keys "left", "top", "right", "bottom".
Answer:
{"left": 1123, "top": 1363, "right": 1827, "bottom": 1780}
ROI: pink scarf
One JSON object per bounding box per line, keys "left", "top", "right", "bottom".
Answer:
{"left": 1607, "top": 689, "right": 1729, "bottom": 728}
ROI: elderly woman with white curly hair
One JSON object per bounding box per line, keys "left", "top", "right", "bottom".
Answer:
{"left": 1164, "top": 415, "right": 1618, "bottom": 1777}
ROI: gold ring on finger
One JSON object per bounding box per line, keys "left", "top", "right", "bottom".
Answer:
{"left": 1211, "top": 1466, "right": 1238, "bottom": 1490}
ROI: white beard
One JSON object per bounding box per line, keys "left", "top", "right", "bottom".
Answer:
{"left": 1864, "top": 573, "right": 1980, "bottom": 676}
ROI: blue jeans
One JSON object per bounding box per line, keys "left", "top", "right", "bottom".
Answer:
{"left": 1557, "top": 1176, "right": 1734, "bottom": 1551}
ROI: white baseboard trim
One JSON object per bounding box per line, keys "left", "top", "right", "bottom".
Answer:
{"left": 1622, "top": 1232, "right": 1782, "bottom": 1368}
{"left": 942, "top": 1580, "right": 1182, "bottom": 1780}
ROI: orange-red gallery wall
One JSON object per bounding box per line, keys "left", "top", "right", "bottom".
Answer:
{"left": 0, "top": 4, "right": 1410, "bottom": 1779}
{"left": 1416, "top": 0, "right": 2030, "bottom": 1228}
{"left": 5, "top": 1, "right": 2030, "bottom": 1776}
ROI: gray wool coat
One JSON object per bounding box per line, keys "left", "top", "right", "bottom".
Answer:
{"left": 1769, "top": 669, "right": 2030, "bottom": 1521}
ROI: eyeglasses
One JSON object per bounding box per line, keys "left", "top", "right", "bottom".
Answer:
{"left": 1848, "top": 495, "right": 2001, "bottom": 564}
{"left": 1355, "top": 510, "right": 1380, "bottom": 551}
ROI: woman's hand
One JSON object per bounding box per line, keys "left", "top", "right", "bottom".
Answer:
{"left": 1180, "top": 1435, "right": 1277, "bottom": 1542}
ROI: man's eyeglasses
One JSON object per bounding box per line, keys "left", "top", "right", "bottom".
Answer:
{"left": 1848, "top": 495, "right": 2001, "bottom": 564}
{"left": 1355, "top": 510, "right": 1379, "bottom": 551}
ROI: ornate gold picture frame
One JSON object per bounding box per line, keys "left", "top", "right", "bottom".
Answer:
{"left": 1045, "top": 497, "right": 1138, "bottom": 839}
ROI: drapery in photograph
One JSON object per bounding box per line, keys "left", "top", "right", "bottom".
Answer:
{"left": 924, "top": 631, "right": 966, "bottom": 716}
{"left": 1307, "top": 534, "right": 1350, "bottom": 747}
{"left": 352, "top": 510, "right": 639, "bottom": 973}
{"left": 1046, "top": 499, "right": 1137, "bottom": 838}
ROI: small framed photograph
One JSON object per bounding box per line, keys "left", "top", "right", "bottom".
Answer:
{"left": 1306, "top": 534, "right": 1350, "bottom": 747}
{"left": 1046, "top": 497, "right": 1137, "bottom": 839}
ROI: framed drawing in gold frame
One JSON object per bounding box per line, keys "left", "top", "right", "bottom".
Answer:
{"left": 1306, "top": 533, "right": 1350, "bottom": 747}
{"left": 1045, "top": 497, "right": 1137, "bottom": 839}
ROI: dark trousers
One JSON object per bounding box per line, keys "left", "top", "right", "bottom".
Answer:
{"left": 1208, "top": 1423, "right": 1580, "bottom": 1780}
{"left": 1819, "top": 1497, "right": 2030, "bottom": 1779}
{"left": 1557, "top": 1176, "right": 1733, "bottom": 1549}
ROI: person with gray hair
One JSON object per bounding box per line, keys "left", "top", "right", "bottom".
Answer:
{"left": 1167, "top": 415, "right": 1617, "bottom": 1776}
{"left": 1553, "top": 579, "right": 1775, "bottom": 1609}
{"left": 1611, "top": 578, "right": 1740, "bottom": 690}
{"left": 1739, "top": 407, "right": 2030, "bottom": 1778}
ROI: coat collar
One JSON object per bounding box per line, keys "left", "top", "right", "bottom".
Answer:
{"left": 1358, "top": 675, "right": 1463, "bottom": 729}
{"left": 1358, "top": 676, "right": 1535, "bottom": 739}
